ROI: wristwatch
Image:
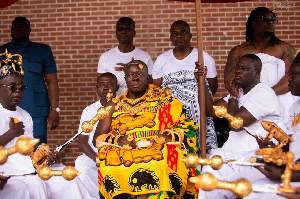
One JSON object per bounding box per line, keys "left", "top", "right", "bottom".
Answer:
{"left": 51, "top": 107, "right": 60, "bottom": 113}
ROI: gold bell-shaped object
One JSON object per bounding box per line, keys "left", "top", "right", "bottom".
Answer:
{"left": 81, "top": 106, "right": 112, "bottom": 133}
{"left": 37, "top": 166, "right": 81, "bottom": 181}
{"left": 164, "top": 85, "right": 172, "bottom": 96}
{"left": 181, "top": 153, "right": 223, "bottom": 170}
{"left": 213, "top": 105, "right": 243, "bottom": 129}
{"left": 106, "top": 89, "right": 113, "bottom": 102}
{"left": 0, "top": 136, "right": 39, "bottom": 165}
{"left": 189, "top": 173, "right": 252, "bottom": 198}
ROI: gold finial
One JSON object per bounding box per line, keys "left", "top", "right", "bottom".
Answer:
{"left": 106, "top": 89, "right": 113, "bottom": 102}
{"left": 189, "top": 173, "right": 252, "bottom": 198}
{"left": 213, "top": 106, "right": 243, "bottom": 129}
{"left": 81, "top": 106, "right": 112, "bottom": 133}
{"left": 164, "top": 85, "right": 172, "bottom": 96}
{"left": 37, "top": 166, "right": 81, "bottom": 181}
{"left": 261, "top": 121, "right": 293, "bottom": 149}
{"left": 181, "top": 153, "right": 223, "bottom": 170}
{"left": 0, "top": 136, "right": 39, "bottom": 165}
{"left": 278, "top": 152, "right": 300, "bottom": 193}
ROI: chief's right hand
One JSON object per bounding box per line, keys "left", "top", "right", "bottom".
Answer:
{"left": 117, "top": 135, "right": 137, "bottom": 149}
{"left": 9, "top": 118, "right": 24, "bottom": 137}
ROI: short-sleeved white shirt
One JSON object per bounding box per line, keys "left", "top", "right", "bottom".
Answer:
{"left": 97, "top": 46, "right": 153, "bottom": 96}
{"left": 78, "top": 100, "right": 103, "bottom": 154}
{"left": 221, "top": 83, "right": 286, "bottom": 160}
{"left": 152, "top": 48, "right": 217, "bottom": 79}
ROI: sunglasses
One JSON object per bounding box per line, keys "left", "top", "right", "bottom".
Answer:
{"left": 259, "top": 16, "right": 278, "bottom": 23}
{"left": 116, "top": 27, "right": 134, "bottom": 32}
{"left": 0, "top": 84, "right": 27, "bottom": 92}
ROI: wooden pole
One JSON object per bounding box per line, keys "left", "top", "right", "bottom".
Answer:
{"left": 195, "top": 0, "right": 206, "bottom": 159}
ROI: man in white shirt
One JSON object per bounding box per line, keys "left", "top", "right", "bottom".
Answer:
{"left": 97, "top": 17, "right": 153, "bottom": 96}
{"left": 75, "top": 73, "right": 119, "bottom": 199}
{"left": 195, "top": 54, "right": 286, "bottom": 199}
{"left": 153, "top": 20, "right": 218, "bottom": 153}
{"left": 0, "top": 51, "right": 90, "bottom": 199}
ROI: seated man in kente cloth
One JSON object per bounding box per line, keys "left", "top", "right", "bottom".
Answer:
{"left": 92, "top": 60, "right": 199, "bottom": 199}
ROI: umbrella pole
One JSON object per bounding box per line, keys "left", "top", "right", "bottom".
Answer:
{"left": 195, "top": 0, "right": 206, "bottom": 159}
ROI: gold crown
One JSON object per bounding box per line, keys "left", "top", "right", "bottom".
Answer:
{"left": 0, "top": 49, "right": 24, "bottom": 77}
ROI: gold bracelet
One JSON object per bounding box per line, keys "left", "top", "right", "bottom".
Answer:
{"left": 127, "top": 135, "right": 133, "bottom": 142}
{"left": 162, "top": 129, "right": 175, "bottom": 142}
{"left": 114, "top": 135, "right": 122, "bottom": 145}
{"left": 152, "top": 135, "right": 166, "bottom": 144}
{"left": 174, "top": 129, "right": 185, "bottom": 143}
{"left": 108, "top": 135, "right": 115, "bottom": 144}
{"left": 97, "top": 134, "right": 111, "bottom": 142}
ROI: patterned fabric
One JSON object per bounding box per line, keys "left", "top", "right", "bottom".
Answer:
{"left": 161, "top": 70, "right": 218, "bottom": 153}
{"left": 97, "top": 84, "right": 199, "bottom": 198}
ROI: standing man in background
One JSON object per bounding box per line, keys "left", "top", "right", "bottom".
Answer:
{"left": 0, "top": 16, "right": 60, "bottom": 146}
{"left": 97, "top": 17, "right": 153, "bottom": 96}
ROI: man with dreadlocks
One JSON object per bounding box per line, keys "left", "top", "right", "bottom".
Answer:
{"left": 224, "top": 7, "right": 297, "bottom": 122}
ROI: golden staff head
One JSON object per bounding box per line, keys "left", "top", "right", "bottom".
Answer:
{"left": 0, "top": 136, "right": 39, "bottom": 165}
{"left": 181, "top": 153, "right": 223, "bottom": 170}
{"left": 189, "top": 173, "right": 252, "bottom": 198}
{"left": 37, "top": 166, "right": 81, "bottom": 181}
{"left": 213, "top": 106, "right": 243, "bottom": 129}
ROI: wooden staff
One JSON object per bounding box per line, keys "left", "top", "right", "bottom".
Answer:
{"left": 195, "top": 0, "right": 206, "bottom": 159}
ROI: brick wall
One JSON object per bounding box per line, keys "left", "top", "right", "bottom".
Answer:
{"left": 0, "top": 0, "right": 299, "bottom": 165}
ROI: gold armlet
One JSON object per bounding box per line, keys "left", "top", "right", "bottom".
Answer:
{"left": 97, "top": 134, "right": 111, "bottom": 142}
{"left": 174, "top": 129, "right": 185, "bottom": 143}
{"left": 108, "top": 135, "right": 115, "bottom": 144}
{"left": 162, "top": 129, "right": 175, "bottom": 142}
{"left": 127, "top": 135, "right": 133, "bottom": 142}
{"left": 114, "top": 135, "right": 122, "bottom": 145}
{"left": 152, "top": 135, "right": 166, "bottom": 144}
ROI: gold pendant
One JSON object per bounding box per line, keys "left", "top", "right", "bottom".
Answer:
{"left": 292, "top": 114, "right": 300, "bottom": 127}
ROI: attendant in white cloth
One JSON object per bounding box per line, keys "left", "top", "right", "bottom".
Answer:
{"left": 97, "top": 17, "right": 153, "bottom": 96}
{"left": 195, "top": 54, "right": 286, "bottom": 199}
{"left": 224, "top": 7, "right": 297, "bottom": 122}
{"left": 75, "top": 73, "right": 119, "bottom": 199}
{"left": 0, "top": 51, "right": 91, "bottom": 199}
{"left": 245, "top": 51, "right": 300, "bottom": 199}
{"left": 152, "top": 20, "right": 218, "bottom": 153}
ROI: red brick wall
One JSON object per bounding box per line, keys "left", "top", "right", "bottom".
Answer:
{"left": 0, "top": 0, "right": 299, "bottom": 165}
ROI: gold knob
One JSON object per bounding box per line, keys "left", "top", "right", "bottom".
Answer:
{"left": 81, "top": 106, "right": 112, "bottom": 133}
{"left": 189, "top": 173, "right": 252, "bottom": 198}
{"left": 213, "top": 106, "right": 243, "bottom": 129}
{"left": 37, "top": 166, "right": 81, "bottom": 181}
{"left": 181, "top": 154, "right": 223, "bottom": 170}
{"left": 0, "top": 136, "right": 39, "bottom": 165}
{"left": 164, "top": 85, "right": 172, "bottom": 96}
{"left": 106, "top": 89, "right": 113, "bottom": 102}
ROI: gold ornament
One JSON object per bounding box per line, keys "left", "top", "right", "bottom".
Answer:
{"left": 106, "top": 89, "right": 113, "bottom": 102}
{"left": 261, "top": 121, "right": 293, "bottom": 149}
{"left": 0, "top": 49, "right": 24, "bottom": 75}
{"left": 255, "top": 148, "right": 287, "bottom": 166}
{"left": 181, "top": 153, "right": 223, "bottom": 170}
{"left": 81, "top": 106, "right": 112, "bottom": 133}
{"left": 189, "top": 173, "right": 252, "bottom": 198}
{"left": 0, "top": 136, "right": 39, "bottom": 165}
{"left": 213, "top": 106, "right": 243, "bottom": 129}
{"left": 292, "top": 114, "right": 300, "bottom": 127}
{"left": 278, "top": 152, "right": 300, "bottom": 193}
{"left": 37, "top": 166, "right": 81, "bottom": 181}
{"left": 164, "top": 85, "right": 172, "bottom": 96}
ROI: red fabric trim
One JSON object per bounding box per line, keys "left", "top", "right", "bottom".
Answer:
{"left": 168, "top": 0, "right": 249, "bottom": 3}
{"left": 0, "top": 0, "right": 19, "bottom": 8}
